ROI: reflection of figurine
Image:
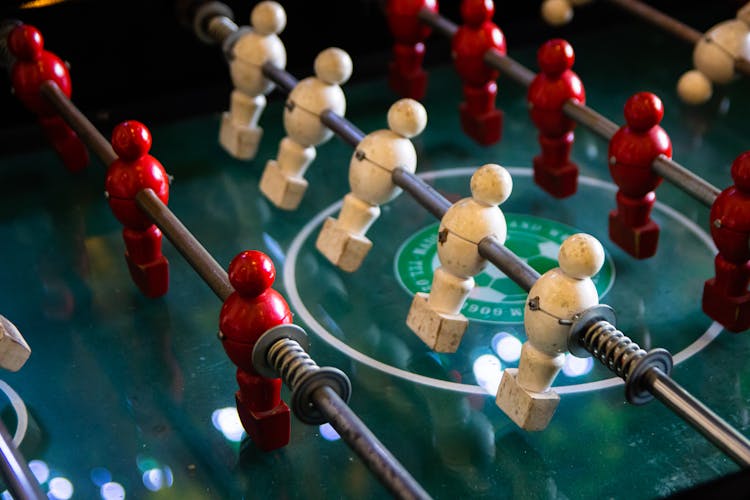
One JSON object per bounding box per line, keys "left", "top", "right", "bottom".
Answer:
{"left": 677, "top": 5, "right": 750, "bottom": 105}
{"left": 105, "top": 121, "right": 170, "bottom": 297}
{"left": 406, "top": 164, "right": 512, "bottom": 352}
{"left": 528, "top": 38, "right": 585, "bottom": 198}
{"left": 8, "top": 24, "right": 88, "bottom": 172}
{"left": 703, "top": 151, "right": 750, "bottom": 333}
{"left": 451, "top": 0, "right": 505, "bottom": 145}
{"left": 219, "top": 1, "right": 286, "bottom": 159}
{"left": 0, "top": 316, "right": 31, "bottom": 372}
{"left": 608, "top": 92, "right": 672, "bottom": 259}
{"left": 259, "top": 47, "right": 352, "bottom": 210}
{"left": 496, "top": 233, "right": 603, "bottom": 430}
{"left": 385, "top": 0, "right": 439, "bottom": 100}
{"left": 219, "top": 250, "right": 292, "bottom": 451}
{"left": 316, "top": 98, "right": 427, "bottom": 271}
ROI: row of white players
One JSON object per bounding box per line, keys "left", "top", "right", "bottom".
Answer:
{"left": 219, "top": 1, "right": 606, "bottom": 431}
{"left": 542, "top": 0, "right": 750, "bottom": 105}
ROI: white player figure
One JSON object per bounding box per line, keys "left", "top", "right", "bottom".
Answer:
{"left": 406, "top": 164, "right": 512, "bottom": 353}
{"left": 496, "top": 233, "right": 604, "bottom": 431}
{"left": 540, "top": 0, "right": 592, "bottom": 27}
{"left": 315, "top": 98, "right": 427, "bottom": 272}
{"left": 219, "top": 1, "right": 286, "bottom": 160}
{"left": 677, "top": 3, "right": 750, "bottom": 105}
{"left": 0, "top": 316, "right": 31, "bottom": 372}
{"left": 259, "top": 47, "right": 353, "bottom": 210}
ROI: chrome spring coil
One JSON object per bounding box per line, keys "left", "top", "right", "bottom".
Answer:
{"left": 580, "top": 320, "right": 646, "bottom": 380}
{"left": 266, "top": 337, "right": 319, "bottom": 390}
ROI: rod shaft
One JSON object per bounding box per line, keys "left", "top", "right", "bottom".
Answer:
{"left": 652, "top": 155, "right": 720, "bottom": 207}
{"left": 392, "top": 168, "right": 450, "bottom": 219}
{"left": 478, "top": 236, "right": 540, "bottom": 292}
{"left": 417, "top": 7, "right": 457, "bottom": 37}
{"left": 0, "top": 419, "right": 44, "bottom": 500}
{"left": 312, "top": 386, "right": 432, "bottom": 500}
{"left": 604, "top": 0, "right": 702, "bottom": 45}
{"left": 261, "top": 62, "right": 298, "bottom": 96}
{"left": 207, "top": 15, "right": 238, "bottom": 45}
{"left": 135, "top": 189, "right": 233, "bottom": 302}
{"left": 562, "top": 100, "right": 620, "bottom": 139}
{"left": 39, "top": 80, "right": 117, "bottom": 166}
{"left": 320, "top": 110, "right": 365, "bottom": 147}
{"left": 647, "top": 367, "right": 750, "bottom": 467}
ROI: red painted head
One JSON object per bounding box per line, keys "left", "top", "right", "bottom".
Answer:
{"left": 538, "top": 39, "right": 574, "bottom": 76}
{"left": 461, "top": 0, "right": 494, "bottom": 27}
{"left": 624, "top": 92, "right": 664, "bottom": 132}
{"left": 8, "top": 24, "right": 43, "bottom": 61}
{"left": 731, "top": 151, "right": 750, "bottom": 192}
{"left": 228, "top": 250, "right": 276, "bottom": 297}
{"left": 111, "top": 121, "right": 152, "bottom": 161}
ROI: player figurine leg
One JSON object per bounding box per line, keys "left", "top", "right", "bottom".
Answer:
{"left": 385, "top": 0, "right": 439, "bottom": 100}
{"left": 219, "top": 251, "right": 293, "bottom": 451}
{"left": 260, "top": 47, "right": 352, "bottom": 210}
{"left": 451, "top": 0, "right": 506, "bottom": 146}
{"left": 528, "top": 39, "right": 585, "bottom": 198}
{"left": 105, "top": 121, "right": 171, "bottom": 297}
{"left": 608, "top": 93, "right": 672, "bottom": 259}
{"left": 316, "top": 98, "right": 428, "bottom": 271}
{"left": 496, "top": 233, "right": 604, "bottom": 430}
{"left": 406, "top": 164, "right": 512, "bottom": 352}
{"left": 219, "top": 1, "right": 286, "bottom": 159}
{"left": 8, "top": 24, "right": 89, "bottom": 172}
{"left": 702, "top": 151, "right": 750, "bottom": 332}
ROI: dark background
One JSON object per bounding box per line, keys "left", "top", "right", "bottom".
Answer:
{"left": 0, "top": 0, "right": 741, "bottom": 152}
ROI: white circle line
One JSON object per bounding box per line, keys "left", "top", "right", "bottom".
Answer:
{"left": 284, "top": 167, "right": 721, "bottom": 396}
{"left": 0, "top": 380, "right": 29, "bottom": 446}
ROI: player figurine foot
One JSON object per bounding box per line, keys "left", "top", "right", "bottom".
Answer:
{"left": 0, "top": 315, "right": 31, "bottom": 372}
{"left": 406, "top": 164, "right": 512, "bottom": 352}
{"left": 608, "top": 92, "right": 672, "bottom": 259}
{"left": 105, "top": 121, "right": 171, "bottom": 297}
{"left": 260, "top": 47, "right": 352, "bottom": 210}
{"left": 385, "top": 0, "right": 439, "bottom": 100}
{"left": 703, "top": 151, "right": 750, "bottom": 332}
{"left": 496, "top": 233, "right": 604, "bottom": 430}
{"left": 219, "top": 1, "right": 286, "bottom": 160}
{"left": 528, "top": 39, "right": 585, "bottom": 198}
{"left": 315, "top": 98, "right": 427, "bottom": 272}
{"left": 452, "top": 0, "right": 505, "bottom": 146}
{"left": 8, "top": 24, "right": 89, "bottom": 172}
{"left": 219, "top": 250, "right": 293, "bottom": 451}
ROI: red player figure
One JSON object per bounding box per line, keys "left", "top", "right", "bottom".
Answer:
{"left": 105, "top": 121, "right": 170, "bottom": 298}
{"left": 608, "top": 92, "right": 672, "bottom": 259}
{"left": 385, "top": 0, "right": 439, "bottom": 100}
{"left": 527, "top": 39, "right": 585, "bottom": 198}
{"left": 7, "top": 24, "right": 88, "bottom": 172}
{"left": 219, "top": 250, "right": 293, "bottom": 451}
{"left": 703, "top": 152, "right": 750, "bottom": 332}
{"left": 451, "top": 0, "right": 505, "bottom": 146}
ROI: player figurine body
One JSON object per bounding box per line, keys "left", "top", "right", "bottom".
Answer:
{"left": 219, "top": 250, "right": 292, "bottom": 451}
{"left": 451, "top": 0, "right": 506, "bottom": 146}
{"left": 528, "top": 38, "right": 585, "bottom": 198}
{"left": 677, "top": 5, "right": 750, "bottom": 105}
{"left": 496, "top": 233, "right": 603, "bottom": 430}
{"left": 315, "top": 98, "right": 427, "bottom": 272}
{"left": 8, "top": 24, "right": 88, "bottom": 172}
{"left": 608, "top": 92, "right": 672, "bottom": 259}
{"left": 702, "top": 151, "right": 750, "bottom": 332}
{"left": 385, "top": 0, "right": 439, "bottom": 100}
{"left": 105, "top": 121, "right": 170, "bottom": 298}
{"left": 219, "top": 1, "right": 286, "bottom": 160}
{"left": 406, "top": 164, "right": 512, "bottom": 352}
{"left": 259, "top": 47, "right": 352, "bottom": 210}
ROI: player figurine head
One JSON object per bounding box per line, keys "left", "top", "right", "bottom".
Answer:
{"left": 314, "top": 47, "right": 353, "bottom": 86}
{"left": 537, "top": 39, "right": 574, "bottom": 77}
{"left": 7, "top": 24, "right": 44, "bottom": 61}
{"left": 558, "top": 233, "right": 605, "bottom": 280}
{"left": 228, "top": 250, "right": 276, "bottom": 297}
{"left": 623, "top": 92, "right": 664, "bottom": 133}
{"left": 470, "top": 163, "right": 513, "bottom": 207}
{"left": 731, "top": 151, "right": 750, "bottom": 193}
{"left": 251, "top": 1, "right": 286, "bottom": 36}
{"left": 387, "top": 98, "right": 428, "bottom": 139}
{"left": 461, "top": 0, "right": 494, "bottom": 27}
{"left": 111, "top": 121, "right": 152, "bottom": 161}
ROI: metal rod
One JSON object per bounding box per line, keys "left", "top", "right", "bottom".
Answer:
{"left": 392, "top": 168, "right": 450, "bottom": 219}
{"left": 207, "top": 15, "right": 239, "bottom": 45}
{"left": 647, "top": 367, "right": 750, "bottom": 467}
{"left": 604, "top": 0, "right": 702, "bottom": 45}
{"left": 312, "top": 386, "right": 432, "bottom": 500}
{"left": 39, "top": 80, "right": 117, "bottom": 166}
{"left": 417, "top": 7, "right": 720, "bottom": 208}
{"left": 478, "top": 236, "right": 540, "bottom": 292}
{"left": 0, "top": 419, "right": 45, "bottom": 500}
{"left": 135, "top": 189, "right": 234, "bottom": 302}
{"left": 261, "top": 61, "right": 298, "bottom": 96}
{"left": 320, "top": 110, "right": 365, "bottom": 147}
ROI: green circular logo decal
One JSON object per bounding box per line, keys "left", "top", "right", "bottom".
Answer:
{"left": 394, "top": 213, "right": 615, "bottom": 324}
